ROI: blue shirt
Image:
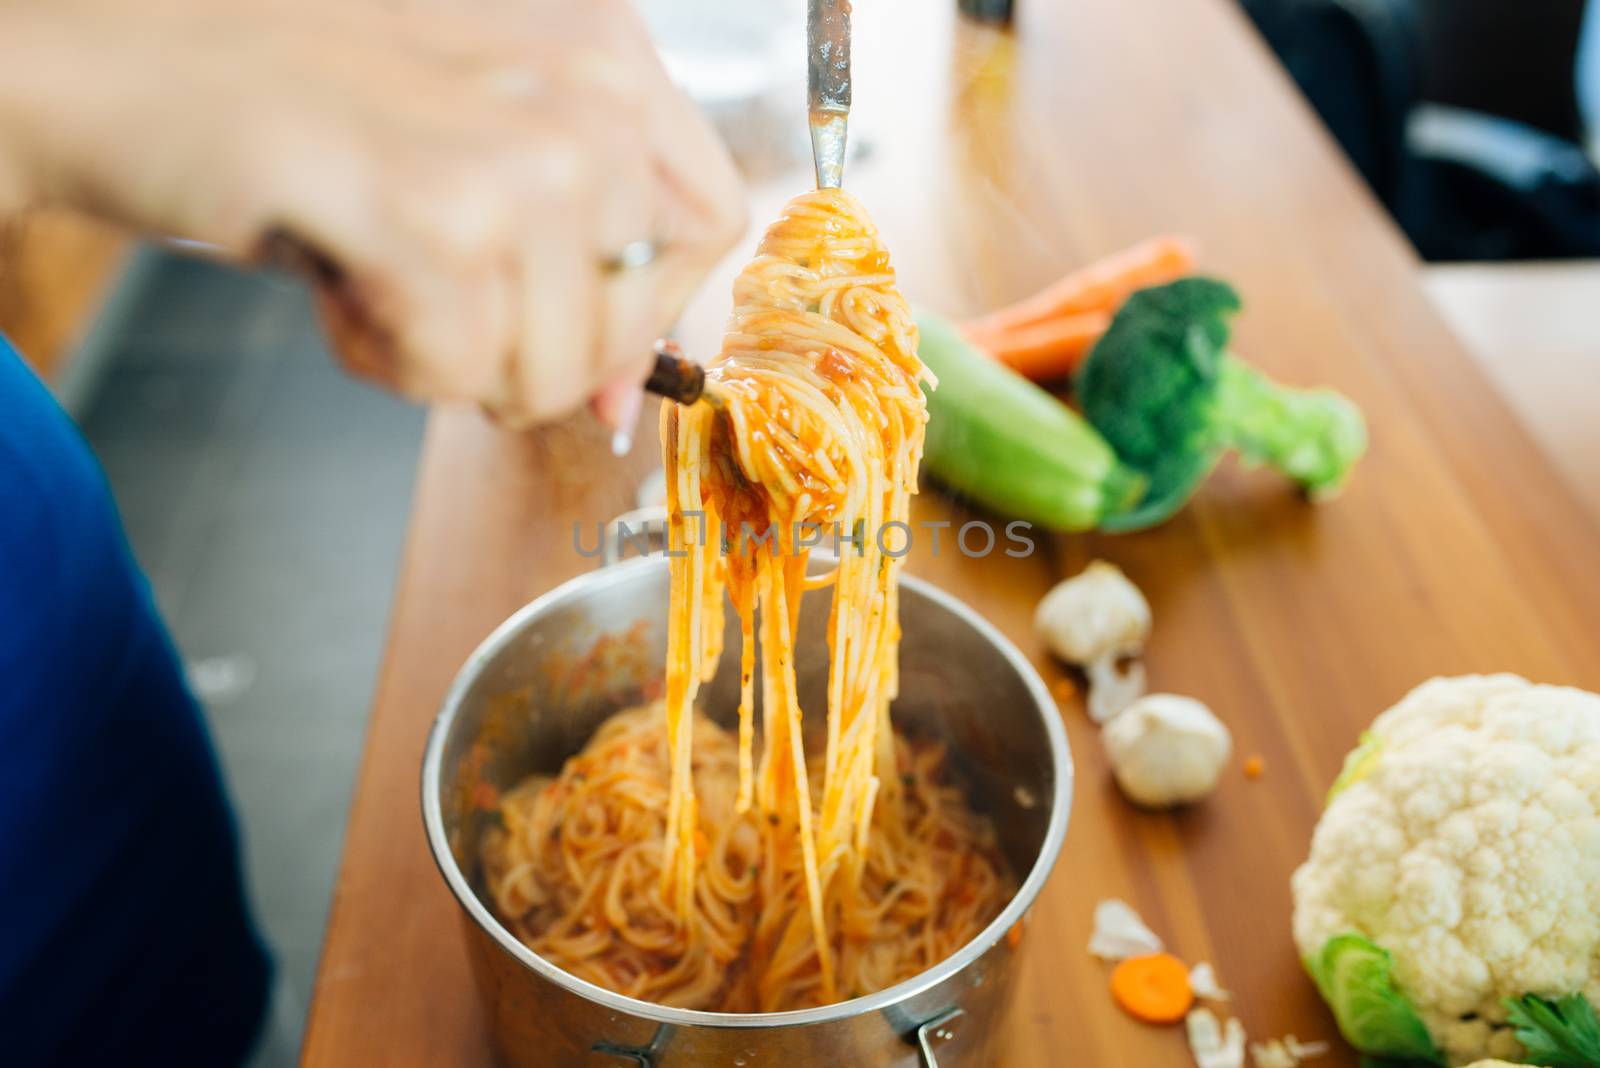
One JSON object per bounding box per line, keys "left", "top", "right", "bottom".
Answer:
{"left": 0, "top": 341, "right": 270, "bottom": 1066}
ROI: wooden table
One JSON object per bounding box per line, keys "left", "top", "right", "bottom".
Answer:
{"left": 301, "top": 0, "right": 1600, "bottom": 1064}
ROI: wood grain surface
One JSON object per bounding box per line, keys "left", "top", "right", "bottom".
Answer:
{"left": 301, "top": 0, "right": 1600, "bottom": 1064}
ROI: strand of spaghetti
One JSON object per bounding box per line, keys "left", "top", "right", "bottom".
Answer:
{"left": 763, "top": 547, "right": 835, "bottom": 996}
{"left": 661, "top": 402, "right": 721, "bottom": 916}
{"left": 659, "top": 407, "right": 688, "bottom": 901}
{"left": 803, "top": 567, "right": 838, "bottom": 590}
{"left": 733, "top": 579, "right": 756, "bottom": 813}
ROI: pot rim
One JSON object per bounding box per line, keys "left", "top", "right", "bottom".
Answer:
{"left": 420, "top": 554, "right": 1073, "bottom": 1030}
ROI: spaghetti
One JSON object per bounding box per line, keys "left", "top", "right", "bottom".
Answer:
{"left": 482, "top": 189, "right": 1014, "bottom": 1011}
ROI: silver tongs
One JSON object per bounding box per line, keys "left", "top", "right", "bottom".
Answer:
{"left": 807, "top": 0, "right": 852, "bottom": 189}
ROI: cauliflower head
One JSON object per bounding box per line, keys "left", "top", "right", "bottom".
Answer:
{"left": 1291, "top": 674, "right": 1600, "bottom": 1065}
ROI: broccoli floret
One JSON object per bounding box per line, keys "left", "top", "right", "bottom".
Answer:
{"left": 1077, "top": 278, "right": 1366, "bottom": 531}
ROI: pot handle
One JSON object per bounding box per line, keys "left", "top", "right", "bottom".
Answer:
{"left": 602, "top": 506, "right": 668, "bottom": 568}
{"left": 916, "top": 1006, "right": 965, "bottom": 1067}
{"left": 592, "top": 1023, "right": 675, "bottom": 1066}
{"left": 592, "top": 1009, "right": 963, "bottom": 1066}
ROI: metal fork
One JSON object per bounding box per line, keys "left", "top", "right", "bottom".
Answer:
{"left": 646, "top": 1, "right": 854, "bottom": 408}
{"left": 807, "top": 0, "right": 852, "bottom": 189}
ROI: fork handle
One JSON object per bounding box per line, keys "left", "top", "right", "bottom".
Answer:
{"left": 644, "top": 339, "right": 708, "bottom": 407}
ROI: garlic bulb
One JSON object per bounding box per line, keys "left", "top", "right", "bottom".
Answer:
{"left": 1102, "top": 694, "right": 1231, "bottom": 808}
{"left": 1034, "top": 561, "right": 1151, "bottom": 722}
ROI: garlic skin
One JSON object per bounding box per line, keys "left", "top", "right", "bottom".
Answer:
{"left": 1034, "top": 561, "right": 1152, "bottom": 723}
{"left": 1251, "top": 1035, "right": 1330, "bottom": 1068}
{"left": 1187, "top": 1007, "right": 1247, "bottom": 1068}
{"left": 1188, "top": 960, "right": 1230, "bottom": 1001}
{"left": 1087, "top": 898, "right": 1165, "bottom": 960}
{"left": 1102, "top": 694, "right": 1232, "bottom": 808}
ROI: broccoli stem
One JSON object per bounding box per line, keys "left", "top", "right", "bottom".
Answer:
{"left": 1209, "top": 355, "right": 1368, "bottom": 497}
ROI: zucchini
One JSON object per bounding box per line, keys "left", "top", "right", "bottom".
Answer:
{"left": 916, "top": 311, "right": 1146, "bottom": 531}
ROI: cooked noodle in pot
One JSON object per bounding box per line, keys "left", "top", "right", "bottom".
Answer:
{"left": 481, "top": 190, "right": 1015, "bottom": 1012}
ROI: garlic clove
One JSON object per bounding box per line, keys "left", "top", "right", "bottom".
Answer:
{"left": 1087, "top": 655, "right": 1147, "bottom": 723}
{"left": 1102, "top": 694, "right": 1232, "bottom": 808}
{"left": 1034, "top": 561, "right": 1151, "bottom": 667}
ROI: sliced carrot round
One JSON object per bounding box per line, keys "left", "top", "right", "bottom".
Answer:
{"left": 1109, "top": 952, "right": 1194, "bottom": 1024}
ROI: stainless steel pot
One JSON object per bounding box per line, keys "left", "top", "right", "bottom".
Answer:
{"left": 422, "top": 555, "right": 1071, "bottom": 1067}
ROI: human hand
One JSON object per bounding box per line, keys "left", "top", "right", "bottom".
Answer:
{"left": 0, "top": 0, "right": 746, "bottom": 435}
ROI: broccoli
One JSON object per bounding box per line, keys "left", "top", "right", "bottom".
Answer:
{"left": 1077, "top": 277, "right": 1367, "bottom": 532}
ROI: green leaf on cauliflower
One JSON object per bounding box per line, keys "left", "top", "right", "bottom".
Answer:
{"left": 1306, "top": 932, "right": 1443, "bottom": 1065}
{"left": 1505, "top": 993, "right": 1600, "bottom": 1068}
{"left": 1326, "top": 729, "right": 1384, "bottom": 804}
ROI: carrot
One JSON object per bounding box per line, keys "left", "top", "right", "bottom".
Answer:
{"left": 965, "top": 310, "right": 1111, "bottom": 381}
{"left": 965, "top": 235, "right": 1197, "bottom": 338}
{"left": 1109, "top": 952, "right": 1194, "bottom": 1024}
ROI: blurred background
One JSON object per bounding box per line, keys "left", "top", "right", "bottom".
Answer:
{"left": 1242, "top": 0, "right": 1600, "bottom": 259}
{"left": 1, "top": 0, "right": 1595, "bottom": 1062}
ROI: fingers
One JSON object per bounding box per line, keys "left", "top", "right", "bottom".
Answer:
{"left": 38, "top": 0, "right": 744, "bottom": 434}
{"left": 507, "top": 151, "right": 600, "bottom": 425}
{"left": 261, "top": 123, "right": 517, "bottom": 406}
{"left": 592, "top": 372, "right": 646, "bottom": 453}
{"left": 269, "top": 0, "right": 746, "bottom": 431}
{"left": 641, "top": 72, "right": 747, "bottom": 265}
{"left": 565, "top": 0, "right": 744, "bottom": 382}
{"left": 586, "top": 0, "right": 744, "bottom": 249}
{"left": 316, "top": 240, "right": 513, "bottom": 409}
